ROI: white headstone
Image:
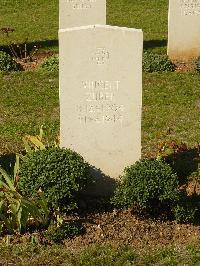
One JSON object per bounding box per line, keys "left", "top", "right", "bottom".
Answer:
{"left": 59, "top": 0, "right": 106, "bottom": 29}
{"left": 59, "top": 25, "right": 143, "bottom": 180}
{"left": 168, "top": 0, "right": 200, "bottom": 60}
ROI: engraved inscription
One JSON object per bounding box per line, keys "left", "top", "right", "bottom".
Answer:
{"left": 82, "top": 80, "right": 120, "bottom": 90}
{"left": 65, "top": 0, "right": 97, "bottom": 9}
{"left": 77, "top": 80, "right": 124, "bottom": 124}
{"left": 91, "top": 48, "right": 110, "bottom": 65}
{"left": 180, "top": 0, "right": 200, "bottom": 15}
{"left": 85, "top": 92, "right": 114, "bottom": 101}
{"left": 78, "top": 114, "right": 123, "bottom": 124}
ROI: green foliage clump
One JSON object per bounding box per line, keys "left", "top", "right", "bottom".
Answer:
{"left": 195, "top": 56, "right": 200, "bottom": 73}
{"left": 45, "top": 221, "right": 83, "bottom": 243}
{"left": 19, "top": 147, "right": 91, "bottom": 212}
{"left": 40, "top": 55, "right": 59, "bottom": 72}
{"left": 173, "top": 198, "right": 199, "bottom": 224}
{"left": 143, "top": 52, "right": 175, "bottom": 73}
{"left": 0, "top": 156, "right": 49, "bottom": 234}
{"left": 0, "top": 51, "right": 20, "bottom": 72}
{"left": 112, "top": 159, "right": 180, "bottom": 211}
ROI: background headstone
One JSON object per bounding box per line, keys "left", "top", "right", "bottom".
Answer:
{"left": 59, "top": 25, "right": 143, "bottom": 181}
{"left": 168, "top": 0, "right": 200, "bottom": 60}
{"left": 59, "top": 0, "right": 106, "bottom": 29}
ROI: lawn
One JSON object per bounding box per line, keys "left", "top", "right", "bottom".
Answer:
{"left": 0, "top": 0, "right": 167, "bottom": 53}
{"left": 0, "top": 71, "right": 199, "bottom": 155}
{"left": 0, "top": 243, "right": 200, "bottom": 266}
{"left": 0, "top": 0, "right": 199, "bottom": 155}
{"left": 0, "top": 0, "right": 200, "bottom": 265}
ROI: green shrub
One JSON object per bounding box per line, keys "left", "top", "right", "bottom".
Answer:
{"left": 0, "top": 51, "right": 21, "bottom": 72}
{"left": 143, "top": 52, "right": 175, "bottom": 73}
{"left": 112, "top": 159, "right": 180, "bottom": 211}
{"left": 45, "top": 221, "right": 83, "bottom": 243}
{"left": 195, "top": 56, "right": 200, "bottom": 73}
{"left": 40, "top": 55, "right": 59, "bottom": 72}
{"left": 19, "top": 147, "right": 91, "bottom": 212}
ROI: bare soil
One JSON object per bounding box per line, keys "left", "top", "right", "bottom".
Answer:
{"left": 61, "top": 209, "right": 200, "bottom": 250}
{"left": 1, "top": 201, "right": 199, "bottom": 251}
{"left": 16, "top": 52, "right": 56, "bottom": 71}
{"left": 173, "top": 60, "right": 196, "bottom": 73}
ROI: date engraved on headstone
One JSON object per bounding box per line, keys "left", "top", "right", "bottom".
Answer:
{"left": 59, "top": 25, "right": 143, "bottom": 179}
{"left": 77, "top": 79, "right": 124, "bottom": 124}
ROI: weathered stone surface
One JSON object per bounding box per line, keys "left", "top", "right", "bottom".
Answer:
{"left": 168, "top": 0, "right": 200, "bottom": 60}
{"left": 59, "top": 0, "right": 106, "bottom": 29}
{"left": 59, "top": 25, "right": 143, "bottom": 180}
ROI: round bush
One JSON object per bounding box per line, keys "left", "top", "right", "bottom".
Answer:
{"left": 143, "top": 52, "right": 175, "bottom": 73}
{"left": 19, "top": 147, "right": 90, "bottom": 212}
{"left": 0, "top": 51, "right": 20, "bottom": 72}
{"left": 112, "top": 159, "right": 180, "bottom": 211}
{"left": 40, "top": 55, "right": 59, "bottom": 72}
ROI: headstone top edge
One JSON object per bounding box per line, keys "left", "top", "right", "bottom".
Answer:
{"left": 59, "top": 24, "right": 143, "bottom": 34}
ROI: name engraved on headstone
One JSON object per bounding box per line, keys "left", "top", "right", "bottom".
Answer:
{"left": 59, "top": 25, "right": 143, "bottom": 179}
{"left": 77, "top": 80, "right": 124, "bottom": 124}
{"left": 180, "top": 0, "right": 200, "bottom": 15}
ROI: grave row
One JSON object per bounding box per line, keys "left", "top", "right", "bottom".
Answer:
{"left": 59, "top": 0, "right": 200, "bottom": 184}
{"left": 60, "top": 0, "right": 200, "bottom": 60}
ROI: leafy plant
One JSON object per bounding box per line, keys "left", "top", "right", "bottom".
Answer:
{"left": 143, "top": 51, "right": 175, "bottom": 72}
{"left": 1, "top": 27, "right": 39, "bottom": 62}
{"left": 19, "top": 147, "right": 91, "bottom": 213}
{"left": 112, "top": 159, "right": 180, "bottom": 212}
{"left": 45, "top": 221, "right": 83, "bottom": 243}
{"left": 173, "top": 198, "right": 199, "bottom": 224}
{"left": 0, "top": 155, "right": 49, "bottom": 234}
{"left": 0, "top": 51, "right": 21, "bottom": 72}
{"left": 39, "top": 56, "right": 59, "bottom": 72}
{"left": 22, "top": 125, "right": 58, "bottom": 153}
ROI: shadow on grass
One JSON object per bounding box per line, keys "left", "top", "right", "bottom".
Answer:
{"left": 77, "top": 165, "right": 117, "bottom": 215}
{"left": 144, "top": 39, "right": 167, "bottom": 50}
{"left": 164, "top": 147, "right": 199, "bottom": 185}
{"left": 0, "top": 39, "right": 168, "bottom": 59}
{"left": 0, "top": 39, "right": 58, "bottom": 56}
{"left": 0, "top": 153, "right": 16, "bottom": 176}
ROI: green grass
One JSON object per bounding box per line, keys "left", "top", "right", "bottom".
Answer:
{"left": 108, "top": 0, "right": 168, "bottom": 53}
{"left": 0, "top": 243, "right": 200, "bottom": 266}
{"left": 0, "top": 0, "right": 58, "bottom": 51}
{"left": 0, "top": 1, "right": 200, "bottom": 264}
{"left": 1, "top": 71, "right": 199, "bottom": 155}
{"left": 0, "top": 0, "right": 199, "bottom": 155}
{"left": 0, "top": 0, "right": 168, "bottom": 53}
{"left": 142, "top": 72, "right": 200, "bottom": 155}
{"left": 0, "top": 71, "right": 59, "bottom": 153}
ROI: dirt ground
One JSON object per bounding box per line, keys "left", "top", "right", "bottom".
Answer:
{"left": 2, "top": 203, "right": 199, "bottom": 251}
{"left": 59, "top": 209, "right": 199, "bottom": 250}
